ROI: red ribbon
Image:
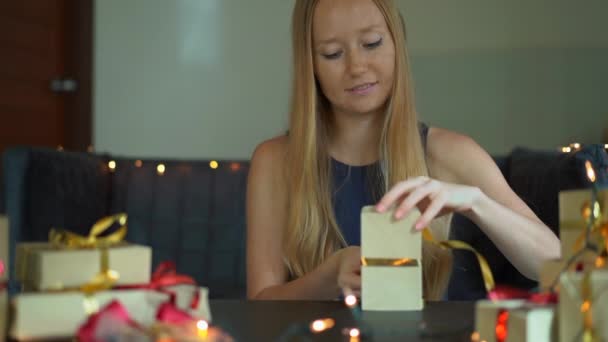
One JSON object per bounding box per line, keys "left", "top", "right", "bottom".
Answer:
{"left": 117, "top": 261, "right": 200, "bottom": 309}
{"left": 487, "top": 285, "right": 558, "bottom": 304}
{"left": 77, "top": 297, "right": 197, "bottom": 341}
{"left": 76, "top": 300, "right": 143, "bottom": 342}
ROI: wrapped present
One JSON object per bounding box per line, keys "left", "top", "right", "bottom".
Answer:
{"left": 10, "top": 289, "right": 168, "bottom": 340}
{"left": 76, "top": 299, "right": 229, "bottom": 342}
{"left": 360, "top": 206, "right": 423, "bottom": 311}
{"left": 10, "top": 285, "right": 212, "bottom": 341}
{"left": 475, "top": 299, "right": 556, "bottom": 342}
{"left": 506, "top": 305, "right": 555, "bottom": 342}
{"left": 559, "top": 188, "right": 607, "bottom": 261}
{"left": 558, "top": 269, "right": 608, "bottom": 342}
{"left": 475, "top": 299, "right": 526, "bottom": 342}
{"left": 15, "top": 214, "right": 152, "bottom": 291}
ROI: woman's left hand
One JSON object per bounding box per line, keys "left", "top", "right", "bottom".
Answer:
{"left": 375, "top": 176, "right": 485, "bottom": 230}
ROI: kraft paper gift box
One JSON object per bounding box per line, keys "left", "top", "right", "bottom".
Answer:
{"left": 505, "top": 306, "right": 556, "bottom": 342}
{"left": 361, "top": 206, "right": 422, "bottom": 311}
{"left": 559, "top": 188, "right": 607, "bottom": 261}
{"left": 10, "top": 286, "right": 212, "bottom": 340}
{"left": 16, "top": 242, "right": 151, "bottom": 291}
{"left": 475, "top": 300, "right": 526, "bottom": 342}
{"left": 558, "top": 270, "right": 608, "bottom": 342}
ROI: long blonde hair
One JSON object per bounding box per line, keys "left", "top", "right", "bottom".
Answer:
{"left": 284, "top": 0, "right": 452, "bottom": 300}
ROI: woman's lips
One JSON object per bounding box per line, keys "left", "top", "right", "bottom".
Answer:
{"left": 347, "top": 82, "right": 378, "bottom": 95}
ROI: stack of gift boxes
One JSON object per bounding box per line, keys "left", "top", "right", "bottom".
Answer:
{"left": 0, "top": 214, "right": 213, "bottom": 341}
{"left": 475, "top": 166, "right": 608, "bottom": 342}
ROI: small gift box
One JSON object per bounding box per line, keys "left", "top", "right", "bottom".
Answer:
{"left": 505, "top": 306, "right": 556, "bottom": 342}
{"left": 16, "top": 242, "right": 151, "bottom": 291}
{"left": 10, "top": 286, "right": 212, "bottom": 341}
{"left": 10, "top": 289, "right": 169, "bottom": 340}
{"left": 360, "top": 206, "right": 422, "bottom": 311}
{"left": 558, "top": 269, "right": 608, "bottom": 342}
{"left": 15, "top": 214, "right": 152, "bottom": 291}
{"left": 559, "top": 188, "right": 607, "bottom": 261}
{"left": 475, "top": 300, "right": 525, "bottom": 342}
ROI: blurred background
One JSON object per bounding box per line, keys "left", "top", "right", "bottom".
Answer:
{"left": 1, "top": 0, "right": 607, "bottom": 159}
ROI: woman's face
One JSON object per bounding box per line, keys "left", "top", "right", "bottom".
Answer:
{"left": 312, "top": 0, "right": 396, "bottom": 118}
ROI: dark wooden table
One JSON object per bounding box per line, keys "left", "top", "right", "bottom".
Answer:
{"left": 210, "top": 300, "right": 476, "bottom": 341}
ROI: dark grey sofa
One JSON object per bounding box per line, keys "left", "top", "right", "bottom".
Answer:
{"left": 2, "top": 145, "right": 607, "bottom": 300}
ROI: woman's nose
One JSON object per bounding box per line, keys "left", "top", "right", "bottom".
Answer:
{"left": 346, "top": 50, "right": 367, "bottom": 76}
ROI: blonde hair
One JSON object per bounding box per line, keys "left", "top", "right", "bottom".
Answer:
{"left": 284, "top": 0, "right": 452, "bottom": 300}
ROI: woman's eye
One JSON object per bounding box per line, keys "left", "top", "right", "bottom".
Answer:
{"left": 364, "top": 38, "right": 383, "bottom": 49}
{"left": 323, "top": 51, "right": 343, "bottom": 60}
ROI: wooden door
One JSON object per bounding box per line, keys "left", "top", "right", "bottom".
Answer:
{"left": 0, "top": 0, "right": 92, "bottom": 154}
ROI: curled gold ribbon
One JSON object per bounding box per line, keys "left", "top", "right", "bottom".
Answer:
{"left": 422, "top": 228, "right": 496, "bottom": 293}
{"left": 361, "top": 258, "right": 418, "bottom": 267}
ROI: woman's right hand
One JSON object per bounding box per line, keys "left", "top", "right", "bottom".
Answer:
{"left": 333, "top": 246, "right": 362, "bottom": 297}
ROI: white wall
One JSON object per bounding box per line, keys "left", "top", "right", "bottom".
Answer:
{"left": 94, "top": 0, "right": 608, "bottom": 159}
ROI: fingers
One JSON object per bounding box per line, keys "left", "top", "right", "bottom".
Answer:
{"left": 338, "top": 274, "right": 361, "bottom": 292}
{"left": 394, "top": 179, "right": 441, "bottom": 219}
{"left": 376, "top": 177, "right": 429, "bottom": 212}
{"left": 414, "top": 190, "right": 448, "bottom": 230}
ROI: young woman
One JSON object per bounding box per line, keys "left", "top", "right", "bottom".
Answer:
{"left": 246, "top": 0, "right": 560, "bottom": 301}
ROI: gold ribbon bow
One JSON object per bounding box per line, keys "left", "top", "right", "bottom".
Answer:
{"left": 50, "top": 213, "right": 128, "bottom": 298}
{"left": 49, "top": 213, "right": 128, "bottom": 249}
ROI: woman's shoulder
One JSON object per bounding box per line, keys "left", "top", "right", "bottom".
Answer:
{"left": 426, "top": 126, "right": 493, "bottom": 182}
{"left": 251, "top": 135, "right": 289, "bottom": 164}
{"left": 249, "top": 135, "right": 289, "bottom": 183}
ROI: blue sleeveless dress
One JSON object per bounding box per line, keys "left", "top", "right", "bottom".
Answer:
{"left": 332, "top": 123, "right": 429, "bottom": 246}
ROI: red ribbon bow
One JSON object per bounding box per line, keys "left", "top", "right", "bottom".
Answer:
{"left": 117, "top": 261, "right": 200, "bottom": 309}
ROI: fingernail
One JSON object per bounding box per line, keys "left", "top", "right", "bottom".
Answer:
{"left": 394, "top": 211, "right": 402, "bottom": 219}
{"left": 415, "top": 222, "right": 424, "bottom": 230}
{"left": 376, "top": 204, "right": 385, "bottom": 212}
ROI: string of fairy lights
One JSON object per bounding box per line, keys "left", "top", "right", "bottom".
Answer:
{"left": 560, "top": 143, "right": 608, "bottom": 153}
{"left": 54, "top": 145, "right": 244, "bottom": 176}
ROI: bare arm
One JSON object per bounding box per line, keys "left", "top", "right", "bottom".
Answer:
{"left": 246, "top": 137, "right": 350, "bottom": 300}
{"left": 427, "top": 128, "right": 561, "bottom": 280}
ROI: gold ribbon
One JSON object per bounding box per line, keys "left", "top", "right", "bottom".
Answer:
{"left": 580, "top": 270, "right": 597, "bottom": 342}
{"left": 422, "top": 228, "right": 496, "bottom": 293}
{"left": 18, "top": 214, "right": 127, "bottom": 299}
{"left": 49, "top": 213, "right": 128, "bottom": 249}
{"left": 361, "top": 258, "right": 418, "bottom": 267}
